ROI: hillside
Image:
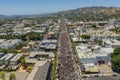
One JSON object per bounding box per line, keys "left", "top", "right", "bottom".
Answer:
{"left": 55, "top": 7, "right": 120, "bottom": 21}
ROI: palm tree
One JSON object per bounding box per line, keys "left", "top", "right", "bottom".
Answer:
{"left": 9, "top": 73, "right": 16, "bottom": 80}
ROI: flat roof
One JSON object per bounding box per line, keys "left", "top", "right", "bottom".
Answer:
{"left": 46, "top": 44, "right": 57, "bottom": 49}
{"left": 10, "top": 53, "right": 23, "bottom": 62}
{"left": 76, "top": 46, "right": 95, "bottom": 59}
{"left": 94, "top": 53, "right": 108, "bottom": 57}
{"left": 0, "top": 53, "right": 14, "bottom": 60}
{"left": 26, "top": 61, "right": 50, "bottom": 80}
{"left": 103, "top": 39, "right": 120, "bottom": 45}
{"left": 42, "top": 39, "right": 57, "bottom": 43}
{"left": 34, "top": 61, "right": 50, "bottom": 80}
{"left": 100, "top": 48, "right": 114, "bottom": 54}
{"left": 29, "top": 51, "right": 54, "bottom": 58}
{"left": 76, "top": 45, "right": 111, "bottom": 59}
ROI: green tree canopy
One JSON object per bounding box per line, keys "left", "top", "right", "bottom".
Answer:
{"left": 111, "top": 47, "right": 120, "bottom": 72}
{"left": 20, "top": 56, "right": 26, "bottom": 67}
{"left": 9, "top": 73, "right": 16, "bottom": 80}
{"left": 81, "top": 34, "right": 90, "bottom": 39}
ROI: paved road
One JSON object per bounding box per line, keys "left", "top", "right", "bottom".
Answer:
{"left": 58, "top": 18, "right": 80, "bottom": 80}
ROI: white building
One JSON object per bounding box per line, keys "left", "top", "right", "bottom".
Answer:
{"left": 90, "top": 30, "right": 120, "bottom": 41}
{"left": 102, "top": 39, "right": 120, "bottom": 48}
{"left": 76, "top": 45, "right": 113, "bottom": 65}
{"left": 76, "top": 46, "right": 96, "bottom": 64}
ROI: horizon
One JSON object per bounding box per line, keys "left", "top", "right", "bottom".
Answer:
{"left": 0, "top": 0, "right": 120, "bottom": 15}
{"left": 1, "top": 6, "right": 120, "bottom": 16}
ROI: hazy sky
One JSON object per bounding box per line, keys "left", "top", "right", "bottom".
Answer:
{"left": 0, "top": 0, "right": 120, "bottom": 15}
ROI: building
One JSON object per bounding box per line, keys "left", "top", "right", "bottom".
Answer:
{"left": 32, "top": 30, "right": 45, "bottom": 35}
{"left": 9, "top": 53, "right": 23, "bottom": 69}
{"left": 39, "top": 39, "right": 57, "bottom": 51}
{"left": 45, "top": 32, "right": 58, "bottom": 39}
{"left": 76, "top": 45, "right": 113, "bottom": 65}
{"left": 26, "top": 61, "right": 51, "bottom": 80}
{"left": 4, "top": 53, "right": 15, "bottom": 66}
{"left": 76, "top": 46, "right": 96, "bottom": 64}
{"left": 45, "top": 44, "right": 57, "bottom": 51}
{"left": 0, "top": 53, "right": 5, "bottom": 58}
{"left": 0, "top": 53, "right": 15, "bottom": 66}
{"left": 90, "top": 30, "right": 120, "bottom": 41}
{"left": 0, "top": 53, "right": 5, "bottom": 66}
{"left": 98, "top": 48, "right": 113, "bottom": 64}
{"left": 29, "top": 51, "right": 55, "bottom": 60}
{"left": 102, "top": 39, "right": 120, "bottom": 48}
{"left": 22, "top": 46, "right": 30, "bottom": 56}
{"left": 94, "top": 53, "right": 110, "bottom": 65}
{"left": 0, "top": 39, "right": 22, "bottom": 49}
{"left": 71, "top": 37, "right": 80, "bottom": 43}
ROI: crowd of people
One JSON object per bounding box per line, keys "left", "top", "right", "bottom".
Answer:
{"left": 58, "top": 19, "right": 79, "bottom": 80}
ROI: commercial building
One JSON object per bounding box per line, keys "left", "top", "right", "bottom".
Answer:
{"left": 39, "top": 39, "right": 57, "bottom": 51}
{"left": 29, "top": 51, "right": 55, "bottom": 60}
{"left": 76, "top": 45, "right": 113, "bottom": 65}
{"left": 0, "top": 53, "right": 15, "bottom": 66}
{"left": 26, "top": 61, "right": 51, "bottom": 80}
{"left": 76, "top": 46, "right": 96, "bottom": 64}
{"left": 102, "top": 39, "right": 120, "bottom": 48}
{"left": 9, "top": 53, "right": 23, "bottom": 69}
{"left": 89, "top": 27, "right": 120, "bottom": 41}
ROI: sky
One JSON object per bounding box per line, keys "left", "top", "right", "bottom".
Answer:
{"left": 0, "top": 0, "right": 120, "bottom": 15}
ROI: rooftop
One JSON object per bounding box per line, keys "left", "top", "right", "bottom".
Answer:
{"left": 29, "top": 51, "right": 55, "bottom": 58}
{"left": 76, "top": 46, "right": 95, "bottom": 59}
{"left": 76, "top": 45, "right": 113, "bottom": 59}
{"left": 103, "top": 39, "right": 120, "bottom": 46}
{"left": 26, "top": 61, "right": 50, "bottom": 80}
{"left": 0, "top": 53, "right": 15, "bottom": 60}
{"left": 10, "top": 53, "right": 23, "bottom": 62}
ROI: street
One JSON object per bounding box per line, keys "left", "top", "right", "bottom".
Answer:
{"left": 58, "top": 18, "right": 81, "bottom": 80}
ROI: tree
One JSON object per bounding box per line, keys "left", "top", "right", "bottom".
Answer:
{"left": 0, "top": 48, "right": 7, "bottom": 54}
{"left": 9, "top": 73, "right": 16, "bottom": 80}
{"left": 81, "top": 34, "right": 90, "bottom": 39}
{"left": 113, "top": 47, "right": 120, "bottom": 55}
{"left": 91, "top": 24, "right": 98, "bottom": 29}
{"left": 20, "top": 56, "right": 26, "bottom": 67}
{"left": 16, "top": 43, "right": 26, "bottom": 49}
{"left": 111, "top": 47, "right": 120, "bottom": 72}
{"left": 0, "top": 71, "right": 5, "bottom": 80}
{"left": 26, "top": 65, "right": 33, "bottom": 73}
{"left": 21, "top": 32, "right": 42, "bottom": 41}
